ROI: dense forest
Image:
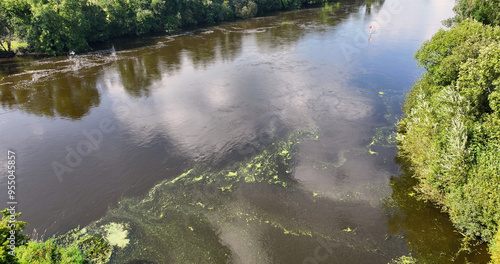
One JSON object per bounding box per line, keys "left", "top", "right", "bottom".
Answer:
{"left": 397, "top": 0, "right": 500, "bottom": 262}
{"left": 0, "top": 0, "right": 325, "bottom": 56}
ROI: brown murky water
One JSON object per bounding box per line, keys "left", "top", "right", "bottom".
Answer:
{"left": 0, "top": 0, "right": 491, "bottom": 263}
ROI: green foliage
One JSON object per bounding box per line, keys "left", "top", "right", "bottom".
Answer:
{"left": 1, "top": 208, "right": 111, "bottom": 263}
{"left": 16, "top": 239, "right": 86, "bottom": 264}
{"left": 16, "top": 227, "right": 112, "bottom": 263}
{"left": 54, "top": 228, "right": 112, "bottom": 263}
{"left": 254, "top": 0, "right": 281, "bottom": 14}
{"left": 0, "top": 208, "right": 29, "bottom": 263}
{"left": 388, "top": 255, "right": 417, "bottom": 264}
{"left": 27, "top": 4, "right": 65, "bottom": 55}
{"left": 415, "top": 20, "right": 500, "bottom": 86}
{"left": 82, "top": 4, "right": 109, "bottom": 42}
{"left": 397, "top": 0, "right": 500, "bottom": 257}
{"left": 456, "top": 42, "right": 500, "bottom": 116}
{"left": 0, "top": 0, "right": 31, "bottom": 53}
{"left": 26, "top": 0, "right": 95, "bottom": 55}
{"left": 1, "top": 0, "right": 313, "bottom": 55}
{"left": 233, "top": 0, "right": 258, "bottom": 19}
{"left": 398, "top": 18, "right": 500, "bottom": 261}
{"left": 491, "top": 229, "right": 500, "bottom": 264}
{"left": 446, "top": 0, "right": 500, "bottom": 27}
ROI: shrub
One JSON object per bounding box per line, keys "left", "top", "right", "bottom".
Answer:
{"left": 398, "top": 19, "right": 500, "bottom": 259}
{"left": 0, "top": 208, "right": 29, "bottom": 263}
{"left": 491, "top": 229, "right": 500, "bottom": 264}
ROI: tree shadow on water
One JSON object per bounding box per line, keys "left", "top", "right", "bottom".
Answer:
{"left": 385, "top": 156, "right": 490, "bottom": 264}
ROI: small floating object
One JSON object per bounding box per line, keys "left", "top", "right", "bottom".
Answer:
{"left": 368, "top": 26, "right": 375, "bottom": 42}
{"left": 379, "top": 91, "right": 384, "bottom": 95}
{"left": 69, "top": 51, "right": 75, "bottom": 56}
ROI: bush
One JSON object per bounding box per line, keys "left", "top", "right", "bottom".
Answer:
{"left": 398, "top": 19, "right": 500, "bottom": 259}
{"left": 16, "top": 239, "right": 86, "bottom": 264}
{"left": 1, "top": 208, "right": 112, "bottom": 263}
{"left": 234, "top": 0, "right": 258, "bottom": 19}
{"left": 491, "top": 229, "right": 500, "bottom": 264}
{"left": 2, "top": 0, "right": 310, "bottom": 55}
{"left": 449, "top": 0, "right": 500, "bottom": 26}
{"left": 16, "top": 228, "right": 112, "bottom": 263}
{"left": 0, "top": 208, "right": 29, "bottom": 263}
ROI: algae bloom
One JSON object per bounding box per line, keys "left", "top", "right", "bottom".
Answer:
{"left": 104, "top": 222, "right": 130, "bottom": 248}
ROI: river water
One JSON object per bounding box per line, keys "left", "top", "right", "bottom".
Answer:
{"left": 0, "top": 0, "right": 491, "bottom": 263}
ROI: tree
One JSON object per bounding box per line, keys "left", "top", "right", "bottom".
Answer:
{"left": 449, "top": 0, "right": 500, "bottom": 26}
{"left": 27, "top": 4, "right": 66, "bottom": 55}
{"left": 27, "top": 0, "right": 94, "bottom": 55}
{"left": 82, "top": 3, "right": 109, "bottom": 43}
{"left": 0, "top": 208, "right": 29, "bottom": 263}
{"left": 415, "top": 20, "right": 500, "bottom": 86}
{"left": 398, "top": 19, "right": 500, "bottom": 261}
{"left": 0, "top": 0, "right": 31, "bottom": 54}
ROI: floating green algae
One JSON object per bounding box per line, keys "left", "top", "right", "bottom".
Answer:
{"left": 40, "top": 128, "right": 405, "bottom": 263}
{"left": 79, "top": 131, "right": 327, "bottom": 263}
{"left": 368, "top": 125, "right": 398, "bottom": 154}
{"left": 103, "top": 223, "right": 130, "bottom": 249}
{"left": 31, "top": 127, "right": 410, "bottom": 263}
{"left": 368, "top": 88, "right": 404, "bottom": 155}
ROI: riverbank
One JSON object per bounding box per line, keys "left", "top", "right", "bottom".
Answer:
{"left": 0, "top": 0, "right": 338, "bottom": 57}
{"left": 396, "top": 1, "right": 500, "bottom": 261}
{"left": 397, "top": 17, "right": 500, "bottom": 264}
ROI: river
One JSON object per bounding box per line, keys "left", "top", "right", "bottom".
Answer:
{"left": 0, "top": 0, "right": 491, "bottom": 263}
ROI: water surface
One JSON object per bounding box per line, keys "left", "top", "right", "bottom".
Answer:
{"left": 0, "top": 0, "right": 490, "bottom": 262}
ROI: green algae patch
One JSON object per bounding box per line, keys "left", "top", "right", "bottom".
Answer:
{"left": 75, "top": 131, "right": 318, "bottom": 263}
{"left": 388, "top": 255, "right": 417, "bottom": 264}
{"left": 44, "top": 131, "right": 397, "bottom": 264}
{"left": 226, "top": 171, "right": 238, "bottom": 177}
{"left": 26, "top": 130, "right": 406, "bottom": 263}
{"left": 371, "top": 125, "right": 397, "bottom": 148}
{"left": 103, "top": 223, "right": 130, "bottom": 249}
{"left": 367, "top": 88, "right": 403, "bottom": 154}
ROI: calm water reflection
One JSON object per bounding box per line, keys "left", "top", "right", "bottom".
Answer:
{"left": 0, "top": 0, "right": 490, "bottom": 262}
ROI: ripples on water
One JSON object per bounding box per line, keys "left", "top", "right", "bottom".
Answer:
{"left": 0, "top": 0, "right": 491, "bottom": 262}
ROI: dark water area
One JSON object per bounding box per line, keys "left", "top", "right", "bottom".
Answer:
{"left": 0, "top": 0, "right": 491, "bottom": 263}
